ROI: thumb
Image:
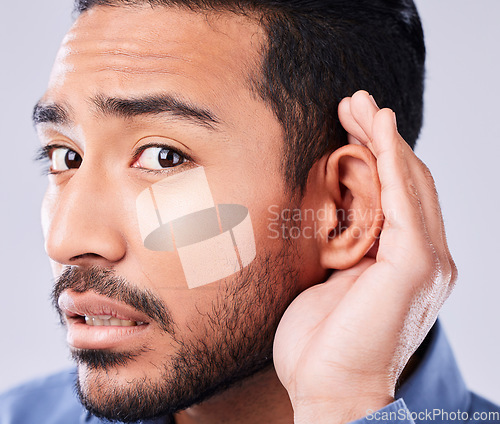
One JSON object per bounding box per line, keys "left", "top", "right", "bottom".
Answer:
{"left": 324, "top": 257, "right": 376, "bottom": 286}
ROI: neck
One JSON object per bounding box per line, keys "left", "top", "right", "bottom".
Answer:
{"left": 174, "top": 364, "right": 294, "bottom": 424}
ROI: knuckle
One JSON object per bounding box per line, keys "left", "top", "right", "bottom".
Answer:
{"left": 447, "top": 257, "right": 459, "bottom": 289}
{"left": 439, "top": 260, "right": 453, "bottom": 284}
{"left": 433, "top": 252, "right": 459, "bottom": 299}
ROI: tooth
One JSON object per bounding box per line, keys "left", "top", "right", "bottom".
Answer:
{"left": 110, "top": 318, "right": 122, "bottom": 326}
{"left": 83, "top": 315, "right": 142, "bottom": 327}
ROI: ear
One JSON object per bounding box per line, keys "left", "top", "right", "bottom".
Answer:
{"left": 314, "top": 144, "right": 383, "bottom": 269}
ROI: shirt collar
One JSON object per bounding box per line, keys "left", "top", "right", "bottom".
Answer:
{"left": 396, "top": 318, "right": 471, "bottom": 414}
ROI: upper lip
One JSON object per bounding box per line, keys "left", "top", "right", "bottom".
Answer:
{"left": 58, "top": 290, "right": 151, "bottom": 324}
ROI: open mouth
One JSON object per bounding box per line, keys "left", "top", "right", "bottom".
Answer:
{"left": 83, "top": 315, "right": 146, "bottom": 327}
{"left": 59, "top": 290, "right": 151, "bottom": 326}
{"left": 59, "top": 290, "right": 152, "bottom": 350}
{"left": 67, "top": 313, "right": 147, "bottom": 327}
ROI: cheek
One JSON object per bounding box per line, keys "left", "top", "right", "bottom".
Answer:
{"left": 41, "top": 185, "right": 63, "bottom": 257}
{"left": 41, "top": 187, "right": 57, "bottom": 240}
{"left": 41, "top": 189, "right": 66, "bottom": 277}
{"left": 134, "top": 166, "right": 256, "bottom": 290}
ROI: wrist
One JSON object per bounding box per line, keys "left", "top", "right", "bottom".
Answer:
{"left": 292, "top": 395, "right": 394, "bottom": 424}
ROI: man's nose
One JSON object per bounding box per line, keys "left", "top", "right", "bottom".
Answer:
{"left": 43, "top": 165, "right": 127, "bottom": 268}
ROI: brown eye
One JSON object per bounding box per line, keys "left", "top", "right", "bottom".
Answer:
{"left": 65, "top": 150, "right": 82, "bottom": 169}
{"left": 158, "top": 148, "right": 182, "bottom": 168}
{"left": 133, "top": 146, "right": 187, "bottom": 171}
{"left": 51, "top": 147, "right": 82, "bottom": 171}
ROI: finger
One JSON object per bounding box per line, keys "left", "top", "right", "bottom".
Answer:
{"left": 371, "top": 110, "right": 455, "bottom": 293}
{"left": 338, "top": 97, "right": 371, "bottom": 146}
{"left": 349, "top": 91, "right": 412, "bottom": 160}
{"left": 344, "top": 92, "right": 455, "bottom": 285}
{"left": 347, "top": 91, "right": 381, "bottom": 150}
{"left": 348, "top": 93, "right": 446, "bottom": 248}
{"left": 369, "top": 109, "right": 452, "bottom": 270}
{"left": 361, "top": 108, "right": 423, "bottom": 236}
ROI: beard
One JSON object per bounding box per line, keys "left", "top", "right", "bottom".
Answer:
{"left": 52, "top": 240, "right": 300, "bottom": 423}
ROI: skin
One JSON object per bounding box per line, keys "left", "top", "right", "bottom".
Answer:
{"left": 37, "top": 4, "right": 457, "bottom": 424}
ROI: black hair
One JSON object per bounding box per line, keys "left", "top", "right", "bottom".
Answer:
{"left": 75, "top": 0, "right": 425, "bottom": 194}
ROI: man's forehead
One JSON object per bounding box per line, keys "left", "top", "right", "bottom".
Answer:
{"left": 43, "top": 4, "right": 268, "bottom": 127}
{"left": 56, "top": 5, "right": 265, "bottom": 75}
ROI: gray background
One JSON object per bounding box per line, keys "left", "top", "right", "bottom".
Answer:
{"left": 1, "top": 0, "right": 499, "bottom": 405}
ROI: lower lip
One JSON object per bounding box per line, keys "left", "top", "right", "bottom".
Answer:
{"left": 66, "top": 319, "right": 150, "bottom": 350}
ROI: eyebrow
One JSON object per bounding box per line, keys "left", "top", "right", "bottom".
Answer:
{"left": 32, "top": 103, "right": 69, "bottom": 126}
{"left": 32, "top": 94, "right": 221, "bottom": 130}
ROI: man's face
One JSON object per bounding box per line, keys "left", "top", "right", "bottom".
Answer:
{"left": 37, "top": 5, "right": 323, "bottom": 421}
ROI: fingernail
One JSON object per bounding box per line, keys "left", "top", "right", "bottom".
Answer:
{"left": 393, "top": 112, "right": 398, "bottom": 129}
{"left": 369, "top": 94, "right": 379, "bottom": 108}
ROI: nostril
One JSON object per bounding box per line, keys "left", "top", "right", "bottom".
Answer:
{"left": 70, "top": 253, "right": 103, "bottom": 262}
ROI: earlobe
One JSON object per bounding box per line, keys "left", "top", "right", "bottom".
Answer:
{"left": 318, "top": 144, "right": 383, "bottom": 270}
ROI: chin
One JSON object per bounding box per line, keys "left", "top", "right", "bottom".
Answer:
{"left": 75, "top": 361, "right": 176, "bottom": 422}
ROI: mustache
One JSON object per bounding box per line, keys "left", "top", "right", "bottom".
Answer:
{"left": 51, "top": 266, "right": 175, "bottom": 335}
